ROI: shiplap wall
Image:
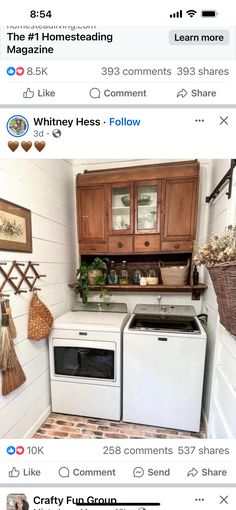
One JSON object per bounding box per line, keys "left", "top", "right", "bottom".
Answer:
{"left": 0, "top": 159, "right": 76, "bottom": 438}
{"left": 202, "top": 160, "right": 236, "bottom": 434}
{"left": 73, "top": 159, "right": 212, "bottom": 314}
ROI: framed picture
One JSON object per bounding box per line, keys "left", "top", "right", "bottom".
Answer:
{"left": 0, "top": 198, "right": 32, "bottom": 252}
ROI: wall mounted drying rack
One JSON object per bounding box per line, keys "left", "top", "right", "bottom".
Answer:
{"left": 205, "top": 159, "right": 236, "bottom": 203}
{"left": 0, "top": 261, "right": 46, "bottom": 296}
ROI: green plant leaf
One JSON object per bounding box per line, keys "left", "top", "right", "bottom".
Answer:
{"left": 99, "top": 288, "right": 112, "bottom": 299}
{"left": 89, "top": 257, "right": 108, "bottom": 271}
{"left": 93, "top": 275, "right": 107, "bottom": 285}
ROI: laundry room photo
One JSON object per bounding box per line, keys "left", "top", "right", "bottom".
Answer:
{"left": 0, "top": 159, "right": 235, "bottom": 440}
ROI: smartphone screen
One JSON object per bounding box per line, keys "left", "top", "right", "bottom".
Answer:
{"left": 0, "top": 1, "right": 236, "bottom": 509}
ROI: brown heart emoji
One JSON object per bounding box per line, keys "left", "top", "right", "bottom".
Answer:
{"left": 8, "top": 141, "right": 19, "bottom": 152}
{"left": 34, "top": 141, "right": 46, "bottom": 152}
{"left": 21, "top": 141, "right": 32, "bottom": 152}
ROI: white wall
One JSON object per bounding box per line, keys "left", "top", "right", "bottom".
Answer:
{"left": 201, "top": 160, "right": 235, "bottom": 425}
{"left": 73, "top": 159, "right": 212, "bottom": 314}
{"left": 204, "top": 161, "right": 236, "bottom": 437}
{"left": 0, "top": 159, "right": 76, "bottom": 438}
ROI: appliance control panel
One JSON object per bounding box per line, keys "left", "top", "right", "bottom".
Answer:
{"left": 133, "top": 304, "right": 197, "bottom": 316}
{"left": 72, "top": 302, "right": 128, "bottom": 313}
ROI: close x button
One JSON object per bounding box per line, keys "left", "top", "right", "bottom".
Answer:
{"left": 219, "top": 495, "right": 229, "bottom": 504}
{"left": 219, "top": 116, "right": 229, "bottom": 125}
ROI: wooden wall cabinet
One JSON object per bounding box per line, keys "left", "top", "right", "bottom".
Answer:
{"left": 76, "top": 161, "right": 199, "bottom": 256}
{"left": 161, "top": 177, "right": 198, "bottom": 249}
{"left": 77, "top": 185, "right": 106, "bottom": 246}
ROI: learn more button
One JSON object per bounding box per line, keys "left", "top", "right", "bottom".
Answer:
{"left": 169, "top": 30, "right": 230, "bottom": 45}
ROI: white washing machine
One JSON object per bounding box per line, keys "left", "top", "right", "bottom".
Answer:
{"left": 49, "top": 302, "right": 129, "bottom": 421}
{"left": 123, "top": 304, "right": 207, "bottom": 432}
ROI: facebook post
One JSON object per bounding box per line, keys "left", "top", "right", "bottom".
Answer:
{"left": 0, "top": 1, "right": 236, "bottom": 509}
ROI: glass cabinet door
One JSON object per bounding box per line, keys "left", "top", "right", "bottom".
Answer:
{"left": 109, "top": 184, "right": 133, "bottom": 234}
{"left": 135, "top": 181, "right": 160, "bottom": 233}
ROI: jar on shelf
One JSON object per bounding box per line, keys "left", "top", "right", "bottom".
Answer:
{"left": 140, "top": 276, "right": 147, "bottom": 286}
{"left": 119, "top": 260, "right": 129, "bottom": 285}
{"left": 108, "top": 261, "right": 118, "bottom": 284}
{"left": 132, "top": 266, "right": 145, "bottom": 285}
{"left": 146, "top": 266, "right": 158, "bottom": 285}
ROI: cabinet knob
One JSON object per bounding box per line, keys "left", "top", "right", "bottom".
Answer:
{"left": 144, "top": 241, "right": 150, "bottom": 247}
{"left": 174, "top": 243, "right": 180, "bottom": 249}
{"left": 118, "top": 242, "right": 123, "bottom": 248}
{"left": 91, "top": 246, "right": 96, "bottom": 251}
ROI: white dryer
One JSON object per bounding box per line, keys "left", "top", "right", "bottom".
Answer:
{"left": 49, "top": 302, "right": 129, "bottom": 421}
{"left": 123, "top": 304, "right": 207, "bottom": 432}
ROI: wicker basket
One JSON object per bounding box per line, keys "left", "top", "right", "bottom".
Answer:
{"left": 208, "top": 261, "right": 236, "bottom": 336}
{"left": 159, "top": 260, "right": 190, "bottom": 286}
{"left": 28, "top": 294, "right": 54, "bottom": 341}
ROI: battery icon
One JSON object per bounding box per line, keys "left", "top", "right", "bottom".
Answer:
{"left": 201, "top": 10, "right": 218, "bottom": 17}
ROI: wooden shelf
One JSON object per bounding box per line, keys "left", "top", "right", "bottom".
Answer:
{"left": 69, "top": 283, "right": 207, "bottom": 300}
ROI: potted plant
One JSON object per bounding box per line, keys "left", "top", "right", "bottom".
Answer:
{"left": 87, "top": 257, "right": 108, "bottom": 285}
{"left": 75, "top": 258, "right": 109, "bottom": 304}
{"left": 194, "top": 225, "right": 236, "bottom": 335}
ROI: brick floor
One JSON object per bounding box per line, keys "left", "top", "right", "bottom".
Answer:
{"left": 33, "top": 413, "right": 206, "bottom": 439}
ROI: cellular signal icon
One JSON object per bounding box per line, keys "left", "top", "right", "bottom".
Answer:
{"left": 170, "top": 10, "right": 183, "bottom": 18}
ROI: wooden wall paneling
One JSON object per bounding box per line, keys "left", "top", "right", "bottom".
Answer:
{"left": 0, "top": 350, "right": 49, "bottom": 412}
{"left": 0, "top": 158, "right": 76, "bottom": 438}
{"left": 1, "top": 169, "right": 75, "bottom": 228}
{"left": 15, "top": 339, "right": 48, "bottom": 367}
{"left": 0, "top": 371, "right": 50, "bottom": 437}
{"left": 4, "top": 392, "right": 51, "bottom": 438}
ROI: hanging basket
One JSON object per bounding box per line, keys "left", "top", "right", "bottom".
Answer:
{"left": 28, "top": 294, "right": 54, "bottom": 341}
{"left": 208, "top": 261, "right": 236, "bottom": 336}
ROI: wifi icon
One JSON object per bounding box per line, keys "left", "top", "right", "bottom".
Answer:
{"left": 186, "top": 9, "right": 197, "bottom": 17}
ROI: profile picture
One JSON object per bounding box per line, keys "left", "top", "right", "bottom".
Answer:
{"left": 7, "top": 115, "right": 29, "bottom": 137}
{"left": 7, "top": 494, "right": 29, "bottom": 510}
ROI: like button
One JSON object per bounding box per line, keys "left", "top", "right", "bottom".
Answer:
{"left": 23, "top": 88, "right": 34, "bottom": 98}
{"left": 9, "top": 467, "right": 20, "bottom": 478}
